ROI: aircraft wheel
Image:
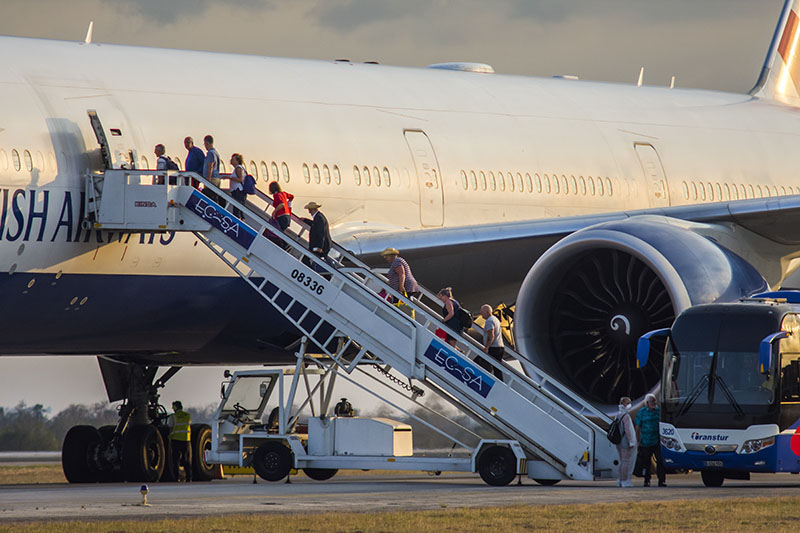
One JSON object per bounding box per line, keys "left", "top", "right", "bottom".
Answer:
{"left": 96, "top": 425, "right": 124, "bottom": 482}
{"left": 62, "top": 425, "right": 101, "bottom": 483}
{"left": 477, "top": 445, "right": 517, "bottom": 487}
{"left": 122, "top": 424, "right": 165, "bottom": 482}
{"left": 303, "top": 468, "right": 338, "bottom": 481}
{"left": 253, "top": 441, "right": 293, "bottom": 482}
{"left": 191, "top": 424, "right": 216, "bottom": 481}
{"left": 157, "top": 425, "right": 178, "bottom": 482}
{"left": 701, "top": 470, "right": 725, "bottom": 487}
{"left": 533, "top": 478, "right": 560, "bottom": 486}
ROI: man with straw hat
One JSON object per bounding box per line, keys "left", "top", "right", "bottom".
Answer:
{"left": 302, "top": 201, "right": 331, "bottom": 270}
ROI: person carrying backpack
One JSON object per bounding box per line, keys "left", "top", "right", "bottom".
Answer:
{"left": 614, "top": 396, "right": 637, "bottom": 488}
{"left": 437, "top": 287, "right": 468, "bottom": 348}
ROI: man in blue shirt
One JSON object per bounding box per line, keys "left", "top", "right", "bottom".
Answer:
{"left": 183, "top": 136, "right": 205, "bottom": 188}
{"left": 635, "top": 393, "right": 667, "bottom": 487}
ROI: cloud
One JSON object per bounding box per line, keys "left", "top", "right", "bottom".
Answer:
{"left": 104, "top": 0, "right": 271, "bottom": 25}
{"left": 307, "top": 0, "right": 436, "bottom": 31}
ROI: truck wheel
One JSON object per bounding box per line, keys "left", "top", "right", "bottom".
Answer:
{"left": 701, "top": 471, "right": 725, "bottom": 487}
{"left": 253, "top": 441, "right": 293, "bottom": 482}
{"left": 62, "top": 425, "right": 101, "bottom": 483}
{"left": 191, "top": 424, "right": 216, "bottom": 481}
{"left": 303, "top": 468, "right": 338, "bottom": 481}
{"left": 477, "top": 445, "right": 517, "bottom": 486}
{"left": 122, "top": 424, "right": 165, "bottom": 482}
{"left": 534, "top": 478, "right": 560, "bottom": 486}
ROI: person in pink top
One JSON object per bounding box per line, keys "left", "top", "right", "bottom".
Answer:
{"left": 269, "top": 181, "right": 294, "bottom": 231}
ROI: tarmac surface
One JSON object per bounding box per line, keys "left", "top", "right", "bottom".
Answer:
{"left": 2, "top": 471, "right": 800, "bottom": 522}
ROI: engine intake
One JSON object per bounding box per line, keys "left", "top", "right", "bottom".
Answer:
{"left": 515, "top": 216, "right": 767, "bottom": 413}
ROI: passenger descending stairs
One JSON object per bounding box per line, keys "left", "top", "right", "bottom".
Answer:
{"left": 84, "top": 169, "right": 618, "bottom": 481}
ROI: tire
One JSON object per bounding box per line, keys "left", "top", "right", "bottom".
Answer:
{"left": 253, "top": 441, "right": 293, "bottom": 482}
{"left": 701, "top": 470, "right": 725, "bottom": 487}
{"left": 62, "top": 425, "right": 101, "bottom": 483}
{"left": 191, "top": 424, "right": 216, "bottom": 482}
{"left": 303, "top": 468, "right": 338, "bottom": 481}
{"left": 477, "top": 445, "right": 517, "bottom": 487}
{"left": 97, "top": 425, "right": 125, "bottom": 483}
{"left": 122, "top": 424, "right": 165, "bottom": 482}
{"left": 533, "top": 478, "right": 560, "bottom": 486}
{"left": 157, "top": 425, "right": 178, "bottom": 482}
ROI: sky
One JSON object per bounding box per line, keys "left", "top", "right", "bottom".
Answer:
{"left": 0, "top": 0, "right": 791, "bottom": 413}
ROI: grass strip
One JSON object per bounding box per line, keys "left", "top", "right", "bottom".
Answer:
{"left": 2, "top": 496, "right": 799, "bottom": 532}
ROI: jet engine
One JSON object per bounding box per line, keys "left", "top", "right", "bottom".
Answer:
{"left": 515, "top": 216, "right": 768, "bottom": 414}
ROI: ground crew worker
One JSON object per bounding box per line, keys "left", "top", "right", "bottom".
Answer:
{"left": 168, "top": 400, "right": 192, "bottom": 482}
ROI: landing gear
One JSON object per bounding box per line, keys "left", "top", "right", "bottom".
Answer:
{"left": 477, "top": 445, "right": 517, "bottom": 487}
{"left": 61, "top": 362, "right": 213, "bottom": 484}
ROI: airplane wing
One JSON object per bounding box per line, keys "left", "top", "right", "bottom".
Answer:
{"left": 340, "top": 196, "right": 800, "bottom": 305}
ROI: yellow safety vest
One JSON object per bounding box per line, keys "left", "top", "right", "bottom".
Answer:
{"left": 169, "top": 410, "right": 192, "bottom": 442}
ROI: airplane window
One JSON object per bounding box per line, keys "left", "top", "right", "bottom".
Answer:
{"left": 480, "top": 171, "right": 487, "bottom": 191}
{"left": 781, "top": 186, "right": 787, "bottom": 196}
{"left": 748, "top": 184, "right": 754, "bottom": 198}
{"left": 698, "top": 182, "right": 706, "bottom": 201}
{"left": 552, "top": 174, "right": 560, "bottom": 194}
{"left": 579, "top": 176, "right": 586, "bottom": 195}
{"left": 12, "top": 149, "right": 20, "bottom": 171}
{"left": 682, "top": 182, "right": 689, "bottom": 200}
{"left": 23, "top": 150, "right": 32, "bottom": 171}
{"left": 334, "top": 165, "right": 341, "bottom": 185}
{"left": 250, "top": 161, "right": 258, "bottom": 178}
{"left": 714, "top": 183, "right": 721, "bottom": 201}
{"left": 461, "top": 170, "right": 468, "bottom": 190}
{"left": 470, "top": 170, "right": 478, "bottom": 191}
{"left": 516, "top": 173, "right": 524, "bottom": 193}
{"left": 595, "top": 176, "right": 602, "bottom": 196}
{"left": 432, "top": 168, "right": 439, "bottom": 189}
{"left": 281, "top": 162, "right": 290, "bottom": 183}
{"left": 535, "top": 173, "right": 542, "bottom": 193}
{"left": 724, "top": 183, "right": 731, "bottom": 200}
{"left": 773, "top": 185, "right": 780, "bottom": 196}
{"left": 363, "top": 166, "right": 371, "bottom": 186}
{"left": 506, "top": 172, "right": 515, "bottom": 192}
{"left": 525, "top": 173, "right": 533, "bottom": 193}
{"left": 489, "top": 171, "right": 497, "bottom": 191}
{"left": 35, "top": 151, "right": 45, "bottom": 171}
{"left": 705, "top": 182, "right": 713, "bottom": 200}
{"left": 498, "top": 171, "right": 506, "bottom": 191}
{"left": 383, "top": 167, "right": 391, "bottom": 187}
{"left": 588, "top": 176, "right": 595, "bottom": 196}
{"left": 570, "top": 175, "right": 577, "bottom": 195}
{"left": 606, "top": 177, "right": 613, "bottom": 197}
{"left": 373, "top": 166, "right": 381, "bottom": 187}
{"left": 690, "top": 182, "right": 697, "bottom": 200}
{"left": 220, "top": 161, "right": 227, "bottom": 173}
{"left": 764, "top": 186, "right": 772, "bottom": 197}
{"left": 303, "top": 163, "right": 311, "bottom": 184}
{"left": 0, "top": 149, "right": 7, "bottom": 170}
{"left": 732, "top": 184, "right": 739, "bottom": 200}
{"left": 260, "top": 161, "right": 268, "bottom": 181}
{"left": 544, "top": 174, "right": 551, "bottom": 194}
{"left": 354, "top": 166, "right": 361, "bottom": 185}
{"left": 561, "top": 175, "right": 568, "bottom": 195}
{"left": 313, "top": 164, "right": 321, "bottom": 184}
{"left": 323, "top": 165, "right": 331, "bottom": 185}
{"left": 789, "top": 186, "right": 795, "bottom": 195}
{"left": 172, "top": 156, "right": 182, "bottom": 170}
{"left": 740, "top": 184, "right": 746, "bottom": 198}
{"left": 271, "top": 162, "right": 279, "bottom": 182}
{"left": 48, "top": 152, "right": 56, "bottom": 172}
{"left": 140, "top": 155, "right": 149, "bottom": 169}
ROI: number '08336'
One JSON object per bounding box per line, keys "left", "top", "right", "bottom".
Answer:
{"left": 291, "top": 269, "right": 325, "bottom": 295}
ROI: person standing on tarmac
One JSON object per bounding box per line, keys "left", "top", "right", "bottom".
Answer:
{"left": 635, "top": 393, "right": 667, "bottom": 487}
{"left": 616, "top": 396, "right": 637, "bottom": 488}
{"left": 168, "top": 401, "right": 192, "bottom": 482}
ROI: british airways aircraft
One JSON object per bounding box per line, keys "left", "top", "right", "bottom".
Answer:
{"left": 3, "top": 1, "right": 800, "bottom": 482}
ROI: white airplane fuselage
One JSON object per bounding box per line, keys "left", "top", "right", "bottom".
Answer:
{"left": 1, "top": 35, "right": 799, "bottom": 361}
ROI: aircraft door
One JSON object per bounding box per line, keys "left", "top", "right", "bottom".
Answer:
{"left": 634, "top": 143, "right": 670, "bottom": 207}
{"left": 87, "top": 109, "right": 138, "bottom": 169}
{"left": 404, "top": 130, "right": 444, "bottom": 227}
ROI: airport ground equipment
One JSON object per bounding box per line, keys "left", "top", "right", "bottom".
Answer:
{"left": 79, "top": 167, "right": 620, "bottom": 485}
{"left": 637, "top": 291, "right": 800, "bottom": 487}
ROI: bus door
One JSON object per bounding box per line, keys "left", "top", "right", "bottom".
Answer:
{"left": 778, "top": 314, "right": 800, "bottom": 430}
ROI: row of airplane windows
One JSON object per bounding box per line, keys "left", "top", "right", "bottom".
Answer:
{"left": 681, "top": 180, "right": 796, "bottom": 201}
{"left": 461, "top": 170, "right": 615, "bottom": 197}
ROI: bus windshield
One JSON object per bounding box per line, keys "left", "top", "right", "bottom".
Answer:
{"left": 664, "top": 344, "right": 775, "bottom": 414}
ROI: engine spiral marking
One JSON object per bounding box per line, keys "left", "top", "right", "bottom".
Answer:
{"left": 610, "top": 315, "right": 631, "bottom": 336}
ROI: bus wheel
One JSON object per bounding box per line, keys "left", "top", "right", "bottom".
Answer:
{"left": 701, "top": 471, "right": 724, "bottom": 487}
{"left": 534, "top": 478, "right": 560, "bottom": 486}
{"left": 303, "top": 468, "right": 338, "bottom": 481}
{"left": 478, "top": 445, "right": 517, "bottom": 486}
{"left": 253, "top": 441, "right": 293, "bottom": 482}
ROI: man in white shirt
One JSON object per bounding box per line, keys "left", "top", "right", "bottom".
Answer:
{"left": 473, "top": 304, "right": 504, "bottom": 381}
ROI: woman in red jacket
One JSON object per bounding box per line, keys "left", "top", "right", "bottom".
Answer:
{"left": 269, "top": 181, "right": 294, "bottom": 231}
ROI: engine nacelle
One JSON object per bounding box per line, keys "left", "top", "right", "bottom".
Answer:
{"left": 515, "top": 216, "right": 767, "bottom": 414}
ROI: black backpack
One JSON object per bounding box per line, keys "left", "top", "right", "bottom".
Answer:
{"left": 607, "top": 416, "right": 623, "bottom": 444}
{"left": 164, "top": 156, "right": 179, "bottom": 171}
{"left": 457, "top": 307, "right": 473, "bottom": 329}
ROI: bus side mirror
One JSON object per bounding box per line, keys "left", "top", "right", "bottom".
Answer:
{"left": 636, "top": 328, "right": 671, "bottom": 369}
{"left": 759, "top": 331, "right": 789, "bottom": 374}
